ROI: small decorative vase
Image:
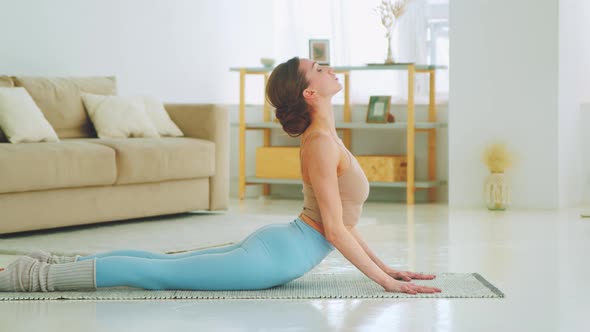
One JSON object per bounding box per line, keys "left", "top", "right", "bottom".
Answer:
{"left": 384, "top": 21, "right": 398, "bottom": 64}
{"left": 385, "top": 35, "right": 394, "bottom": 64}
{"left": 484, "top": 172, "right": 510, "bottom": 210}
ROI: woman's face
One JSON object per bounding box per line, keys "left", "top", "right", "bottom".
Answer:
{"left": 299, "top": 58, "right": 342, "bottom": 99}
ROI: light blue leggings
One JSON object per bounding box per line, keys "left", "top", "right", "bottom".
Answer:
{"left": 77, "top": 217, "right": 334, "bottom": 291}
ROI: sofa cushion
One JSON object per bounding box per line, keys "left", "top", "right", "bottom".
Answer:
{"left": 0, "top": 141, "right": 116, "bottom": 194}
{"left": 0, "top": 76, "right": 12, "bottom": 142}
{"left": 0, "top": 87, "right": 60, "bottom": 143}
{"left": 81, "top": 93, "right": 160, "bottom": 139}
{"left": 71, "top": 137, "right": 215, "bottom": 184}
{"left": 143, "top": 96, "right": 183, "bottom": 137}
{"left": 13, "top": 76, "right": 117, "bottom": 139}
{"left": 0, "top": 76, "right": 13, "bottom": 87}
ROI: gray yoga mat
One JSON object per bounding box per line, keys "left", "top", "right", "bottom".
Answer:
{"left": 0, "top": 272, "right": 504, "bottom": 301}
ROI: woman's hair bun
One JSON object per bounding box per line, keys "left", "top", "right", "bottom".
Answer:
{"left": 266, "top": 57, "right": 312, "bottom": 137}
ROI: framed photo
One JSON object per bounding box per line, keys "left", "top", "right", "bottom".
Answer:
{"left": 366, "top": 96, "right": 391, "bottom": 123}
{"left": 309, "top": 39, "right": 330, "bottom": 65}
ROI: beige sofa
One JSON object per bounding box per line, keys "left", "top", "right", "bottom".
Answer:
{"left": 0, "top": 76, "right": 229, "bottom": 235}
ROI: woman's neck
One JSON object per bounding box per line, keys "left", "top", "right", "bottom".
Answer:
{"left": 307, "top": 100, "right": 337, "bottom": 136}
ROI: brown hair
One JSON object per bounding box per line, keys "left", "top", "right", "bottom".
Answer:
{"left": 265, "top": 57, "right": 311, "bottom": 137}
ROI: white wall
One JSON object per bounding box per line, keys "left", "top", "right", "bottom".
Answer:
{"left": 0, "top": 0, "right": 274, "bottom": 103}
{"left": 450, "top": 0, "right": 560, "bottom": 208}
{"left": 580, "top": 104, "right": 590, "bottom": 206}
{"left": 558, "top": 0, "right": 590, "bottom": 207}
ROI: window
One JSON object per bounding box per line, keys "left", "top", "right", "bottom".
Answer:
{"left": 426, "top": 1, "right": 449, "bottom": 95}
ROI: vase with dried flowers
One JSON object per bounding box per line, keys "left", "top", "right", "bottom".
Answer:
{"left": 482, "top": 143, "right": 514, "bottom": 210}
{"left": 375, "top": 0, "right": 412, "bottom": 64}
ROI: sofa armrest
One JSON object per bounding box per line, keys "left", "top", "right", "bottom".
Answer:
{"left": 165, "top": 104, "right": 229, "bottom": 210}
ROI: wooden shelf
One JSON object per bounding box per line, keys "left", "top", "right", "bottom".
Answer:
{"left": 232, "top": 63, "right": 447, "bottom": 204}
{"left": 232, "top": 122, "right": 448, "bottom": 130}
{"left": 246, "top": 177, "right": 446, "bottom": 188}
{"left": 229, "top": 64, "right": 448, "bottom": 73}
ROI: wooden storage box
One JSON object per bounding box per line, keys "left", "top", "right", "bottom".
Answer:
{"left": 355, "top": 155, "right": 407, "bottom": 182}
{"left": 256, "top": 147, "right": 301, "bottom": 179}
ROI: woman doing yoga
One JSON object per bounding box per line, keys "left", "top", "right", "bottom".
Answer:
{"left": 0, "top": 57, "right": 440, "bottom": 295}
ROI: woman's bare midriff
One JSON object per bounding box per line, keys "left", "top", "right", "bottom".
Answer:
{"left": 299, "top": 212, "right": 355, "bottom": 236}
{"left": 299, "top": 213, "right": 326, "bottom": 236}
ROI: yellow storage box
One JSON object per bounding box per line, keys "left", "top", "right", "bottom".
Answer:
{"left": 256, "top": 147, "right": 301, "bottom": 179}
{"left": 355, "top": 155, "right": 407, "bottom": 182}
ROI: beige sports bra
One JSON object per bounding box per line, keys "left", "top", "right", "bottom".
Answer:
{"left": 299, "top": 132, "right": 370, "bottom": 228}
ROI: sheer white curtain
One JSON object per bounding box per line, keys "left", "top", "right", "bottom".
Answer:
{"left": 271, "top": 0, "right": 349, "bottom": 65}
{"left": 395, "top": 0, "right": 429, "bottom": 99}
{"left": 271, "top": 0, "right": 434, "bottom": 103}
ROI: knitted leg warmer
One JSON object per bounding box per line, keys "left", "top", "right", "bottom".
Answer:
{"left": 27, "top": 250, "right": 80, "bottom": 264}
{"left": 0, "top": 256, "right": 96, "bottom": 292}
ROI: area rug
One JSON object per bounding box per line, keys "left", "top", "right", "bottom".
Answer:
{"left": 0, "top": 272, "right": 504, "bottom": 301}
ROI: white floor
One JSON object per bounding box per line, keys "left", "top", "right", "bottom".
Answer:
{"left": 0, "top": 197, "right": 588, "bottom": 332}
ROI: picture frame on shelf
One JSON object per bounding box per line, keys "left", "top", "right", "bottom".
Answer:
{"left": 366, "top": 96, "right": 391, "bottom": 123}
{"left": 308, "top": 39, "right": 330, "bottom": 65}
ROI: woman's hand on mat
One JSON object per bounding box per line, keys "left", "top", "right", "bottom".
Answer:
{"left": 382, "top": 278, "right": 442, "bottom": 294}
{"left": 385, "top": 268, "right": 436, "bottom": 281}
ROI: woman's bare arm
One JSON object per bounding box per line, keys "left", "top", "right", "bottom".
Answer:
{"left": 348, "top": 227, "right": 390, "bottom": 271}
{"left": 303, "top": 134, "right": 440, "bottom": 294}
{"left": 350, "top": 226, "right": 437, "bottom": 281}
